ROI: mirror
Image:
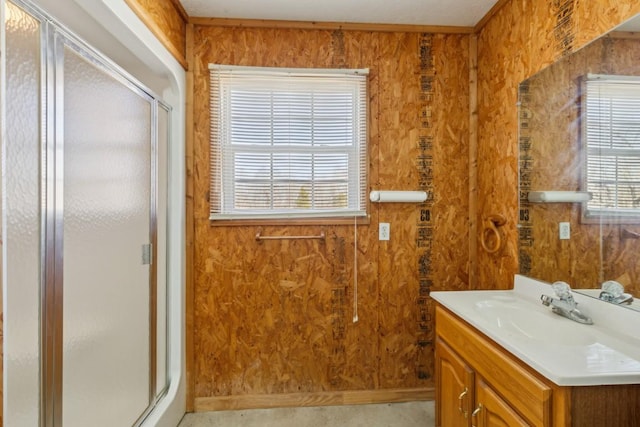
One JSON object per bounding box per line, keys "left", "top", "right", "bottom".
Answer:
{"left": 517, "top": 14, "right": 640, "bottom": 312}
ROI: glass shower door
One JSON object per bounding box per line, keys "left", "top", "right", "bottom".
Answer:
{"left": 4, "top": 2, "right": 167, "bottom": 425}
{"left": 60, "top": 37, "right": 153, "bottom": 427}
{"left": 3, "top": 2, "right": 43, "bottom": 425}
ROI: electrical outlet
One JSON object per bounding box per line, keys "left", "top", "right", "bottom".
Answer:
{"left": 559, "top": 222, "right": 570, "bottom": 240}
{"left": 379, "top": 223, "right": 390, "bottom": 241}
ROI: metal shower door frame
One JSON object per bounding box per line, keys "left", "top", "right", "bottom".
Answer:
{"left": 5, "top": 1, "right": 167, "bottom": 426}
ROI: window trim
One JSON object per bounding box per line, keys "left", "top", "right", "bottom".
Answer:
{"left": 209, "top": 64, "right": 369, "bottom": 222}
{"left": 581, "top": 73, "right": 640, "bottom": 224}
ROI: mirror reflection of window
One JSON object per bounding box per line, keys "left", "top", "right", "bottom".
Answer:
{"left": 582, "top": 74, "right": 640, "bottom": 222}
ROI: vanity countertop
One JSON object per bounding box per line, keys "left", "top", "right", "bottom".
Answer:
{"left": 431, "top": 275, "right": 640, "bottom": 386}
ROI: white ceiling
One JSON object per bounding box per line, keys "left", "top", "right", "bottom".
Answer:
{"left": 179, "top": 0, "right": 499, "bottom": 27}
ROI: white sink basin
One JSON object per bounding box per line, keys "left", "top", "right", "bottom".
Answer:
{"left": 431, "top": 275, "right": 640, "bottom": 386}
{"left": 474, "top": 298, "right": 596, "bottom": 346}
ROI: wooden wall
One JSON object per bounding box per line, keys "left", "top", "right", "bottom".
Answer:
{"left": 476, "top": 0, "right": 640, "bottom": 290}
{"left": 122, "top": 0, "right": 640, "bottom": 413}
{"left": 125, "top": 0, "right": 188, "bottom": 68}
{"left": 518, "top": 34, "right": 640, "bottom": 298}
{"left": 188, "top": 25, "right": 470, "bottom": 409}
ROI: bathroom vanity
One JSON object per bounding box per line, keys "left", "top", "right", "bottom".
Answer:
{"left": 432, "top": 276, "right": 640, "bottom": 427}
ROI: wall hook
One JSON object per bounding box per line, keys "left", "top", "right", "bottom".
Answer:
{"left": 481, "top": 214, "right": 507, "bottom": 254}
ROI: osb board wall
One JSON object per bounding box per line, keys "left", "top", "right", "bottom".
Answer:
{"left": 189, "top": 26, "right": 470, "bottom": 402}
{"left": 518, "top": 35, "right": 640, "bottom": 298}
{"left": 126, "top": 0, "right": 188, "bottom": 67}
{"left": 476, "top": 0, "right": 640, "bottom": 289}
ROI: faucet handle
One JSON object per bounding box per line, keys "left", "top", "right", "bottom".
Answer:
{"left": 551, "top": 281, "right": 572, "bottom": 299}
{"left": 600, "top": 280, "right": 632, "bottom": 304}
{"left": 601, "top": 280, "right": 624, "bottom": 297}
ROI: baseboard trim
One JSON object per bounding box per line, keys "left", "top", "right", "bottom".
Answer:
{"left": 194, "top": 387, "right": 434, "bottom": 412}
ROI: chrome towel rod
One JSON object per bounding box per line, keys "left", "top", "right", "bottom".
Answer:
{"left": 255, "top": 231, "right": 326, "bottom": 241}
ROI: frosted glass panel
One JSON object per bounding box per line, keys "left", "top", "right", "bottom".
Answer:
{"left": 3, "top": 2, "right": 42, "bottom": 425}
{"left": 61, "top": 40, "right": 152, "bottom": 427}
{"left": 156, "top": 104, "right": 169, "bottom": 396}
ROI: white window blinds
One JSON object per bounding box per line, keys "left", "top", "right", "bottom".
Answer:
{"left": 583, "top": 74, "right": 640, "bottom": 218}
{"left": 209, "top": 65, "right": 368, "bottom": 220}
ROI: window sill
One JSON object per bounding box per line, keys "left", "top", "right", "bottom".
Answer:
{"left": 581, "top": 210, "right": 640, "bottom": 225}
{"left": 209, "top": 215, "right": 371, "bottom": 227}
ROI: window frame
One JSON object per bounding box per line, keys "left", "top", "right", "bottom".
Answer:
{"left": 581, "top": 73, "right": 640, "bottom": 224}
{"left": 209, "top": 64, "right": 369, "bottom": 223}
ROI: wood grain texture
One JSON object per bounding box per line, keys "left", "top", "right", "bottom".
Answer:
{"left": 194, "top": 387, "right": 433, "bottom": 411}
{"left": 436, "top": 306, "right": 552, "bottom": 426}
{"left": 186, "top": 0, "right": 640, "bottom": 410}
{"left": 570, "top": 384, "right": 640, "bottom": 426}
{"left": 476, "top": 0, "right": 640, "bottom": 290}
{"left": 435, "top": 337, "right": 474, "bottom": 426}
{"left": 185, "top": 22, "right": 196, "bottom": 412}
{"left": 469, "top": 35, "right": 479, "bottom": 289}
{"left": 189, "top": 25, "right": 470, "bottom": 403}
{"left": 125, "top": 0, "right": 188, "bottom": 68}
{"left": 188, "top": 17, "right": 473, "bottom": 34}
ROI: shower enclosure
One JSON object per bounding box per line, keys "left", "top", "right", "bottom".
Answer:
{"left": 2, "top": 0, "right": 181, "bottom": 425}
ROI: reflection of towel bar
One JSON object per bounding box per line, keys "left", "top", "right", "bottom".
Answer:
{"left": 527, "top": 191, "right": 591, "bottom": 203}
{"left": 255, "top": 231, "right": 326, "bottom": 241}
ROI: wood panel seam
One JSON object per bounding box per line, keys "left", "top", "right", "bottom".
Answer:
{"left": 185, "top": 21, "right": 195, "bottom": 412}
{"left": 188, "top": 17, "right": 473, "bottom": 34}
{"left": 123, "top": 0, "right": 188, "bottom": 69}
{"left": 194, "top": 388, "right": 434, "bottom": 412}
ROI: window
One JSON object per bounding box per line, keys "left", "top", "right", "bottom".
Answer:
{"left": 583, "top": 74, "right": 640, "bottom": 221}
{"left": 209, "top": 65, "right": 368, "bottom": 221}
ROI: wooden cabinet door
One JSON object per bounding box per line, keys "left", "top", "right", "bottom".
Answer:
{"left": 472, "top": 377, "right": 529, "bottom": 427}
{"left": 436, "top": 338, "right": 474, "bottom": 427}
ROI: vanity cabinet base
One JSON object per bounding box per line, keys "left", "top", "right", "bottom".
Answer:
{"left": 435, "top": 304, "right": 640, "bottom": 427}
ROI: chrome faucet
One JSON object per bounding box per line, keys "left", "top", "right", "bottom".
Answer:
{"left": 541, "top": 281, "right": 593, "bottom": 325}
{"left": 599, "top": 280, "right": 633, "bottom": 305}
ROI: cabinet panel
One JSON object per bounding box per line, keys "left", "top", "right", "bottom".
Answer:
{"left": 436, "top": 338, "right": 474, "bottom": 427}
{"left": 436, "top": 306, "right": 551, "bottom": 426}
{"left": 474, "top": 376, "right": 528, "bottom": 427}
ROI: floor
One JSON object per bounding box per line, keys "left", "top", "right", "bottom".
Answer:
{"left": 178, "top": 401, "right": 435, "bottom": 427}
